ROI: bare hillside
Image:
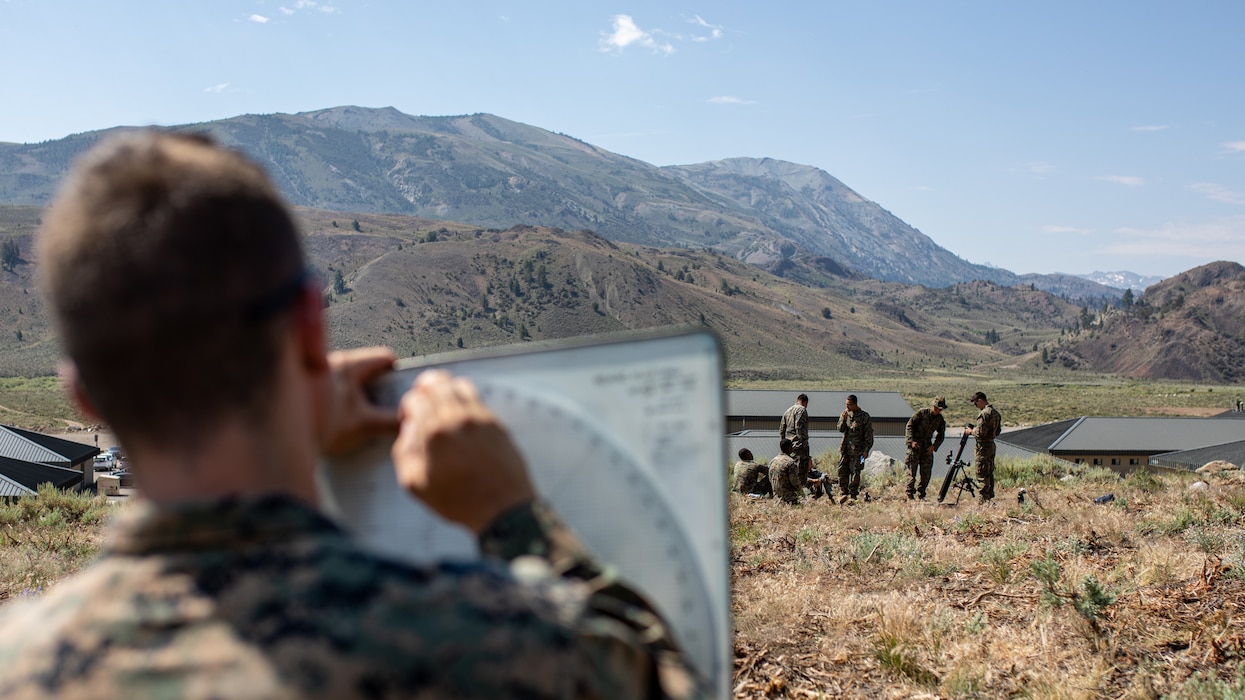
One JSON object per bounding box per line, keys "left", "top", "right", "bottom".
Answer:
{"left": 1049, "top": 261, "right": 1245, "bottom": 382}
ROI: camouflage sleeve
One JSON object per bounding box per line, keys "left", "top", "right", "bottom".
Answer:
{"left": 479, "top": 500, "right": 707, "bottom": 699}
{"left": 931, "top": 415, "right": 946, "bottom": 451}
{"left": 480, "top": 499, "right": 615, "bottom": 586}
{"left": 905, "top": 412, "right": 918, "bottom": 445}
{"left": 986, "top": 409, "right": 1002, "bottom": 441}
{"left": 837, "top": 409, "right": 849, "bottom": 433}
{"left": 795, "top": 407, "right": 808, "bottom": 441}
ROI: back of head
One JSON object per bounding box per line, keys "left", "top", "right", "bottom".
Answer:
{"left": 738, "top": 448, "right": 753, "bottom": 461}
{"left": 778, "top": 438, "right": 793, "bottom": 454}
{"left": 39, "top": 131, "right": 305, "bottom": 448}
{"left": 796, "top": 393, "right": 808, "bottom": 404}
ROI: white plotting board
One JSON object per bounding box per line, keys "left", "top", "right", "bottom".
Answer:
{"left": 318, "top": 328, "right": 731, "bottom": 699}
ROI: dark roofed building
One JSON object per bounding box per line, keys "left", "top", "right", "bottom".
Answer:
{"left": 0, "top": 425, "right": 99, "bottom": 469}
{"left": 996, "top": 416, "right": 1245, "bottom": 474}
{"left": 0, "top": 424, "right": 101, "bottom": 497}
{"left": 997, "top": 419, "right": 1080, "bottom": 453}
{"left": 725, "top": 390, "right": 913, "bottom": 436}
{"left": 0, "top": 455, "right": 84, "bottom": 497}
{"left": 1150, "top": 440, "right": 1245, "bottom": 471}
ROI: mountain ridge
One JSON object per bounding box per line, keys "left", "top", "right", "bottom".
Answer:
{"left": 0, "top": 106, "right": 1120, "bottom": 297}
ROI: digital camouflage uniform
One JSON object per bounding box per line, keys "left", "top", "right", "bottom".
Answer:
{"left": 768, "top": 454, "right": 802, "bottom": 505}
{"left": 837, "top": 408, "right": 874, "bottom": 498}
{"left": 973, "top": 403, "right": 1002, "bottom": 501}
{"left": 778, "top": 402, "right": 810, "bottom": 483}
{"left": 0, "top": 494, "right": 705, "bottom": 699}
{"left": 732, "top": 459, "right": 772, "bottom": 496}
{"left": 904, "top": 407, "right": 947, "bottom": 500}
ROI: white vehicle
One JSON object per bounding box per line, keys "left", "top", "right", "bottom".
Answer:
{"left": 92, "top": 453, "right": 116, "bottom": 471}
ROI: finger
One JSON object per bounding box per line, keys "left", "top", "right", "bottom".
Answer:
{"left": 330, "top": 347, "right": 397, "bottom": 385}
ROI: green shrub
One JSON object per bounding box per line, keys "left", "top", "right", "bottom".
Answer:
{"left": 1164, "top": 664, "right": 1245, "bottom": 700}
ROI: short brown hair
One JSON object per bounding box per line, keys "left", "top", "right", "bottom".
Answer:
{"left": 39, "top": 131, "right": 305, "bottom": 446}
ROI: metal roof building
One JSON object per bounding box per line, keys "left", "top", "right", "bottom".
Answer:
{"left": 1150, "top": 439, "right": 1245, "bottom": 471}
{"left": 0, "top": 455, "right": 84, "bottom": 497}
{"left": 0, "top": 425, "right": 99, "bottom": 469}
{"left": 998, "top": 416, "right": 1245, "bottom": 472}
{"left": 725, "top": 429, "right": 1057, "bottom": 483}
{"left": 725, "top": 390, "right": 914, "bottom": 436}
{"left": 0, "top": 424, "right": 100, "bottom": 497}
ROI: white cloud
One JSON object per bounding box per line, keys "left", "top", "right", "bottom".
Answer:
{"left": 912, "top": 185, "right": 935, "bottom": 192}
{"left": 249, "top": 14, "right": 269, "bottom": 23}
{"left": 1131, "top": 125, "right": 1169, "bottom": 132}
{"left": 1105, "top": 216, "right": 1245, "bottom": 260}
{"left": 1042, "top": 225, "right": 1092, "bottom": 236}
{"left": 1221, "top": 140, "right": 1245, "bottom": 154}
{"left": 601, "top": 14, "right": 674, "bottom": 54}
{"left": 204, "top": 83, "right": 230, "bottom": 94}
{"left": 278, "top": 0, "right": 337, "bottom": 16}
{"left": 688, "top": 15, "right": 723, "bottom": 42}
{"left": 707, "top": 96, "right": 754, "bottom": 105}
{"left": 1190, "top": 182, "right": 1245, "bottom": 205}
{"left": 1097, "top": 175, "right": 1145, "bottom": 186}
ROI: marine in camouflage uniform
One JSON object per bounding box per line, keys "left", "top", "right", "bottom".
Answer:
{"left": 768, "top": 439, "right": 802, "bottom": 505}
{"left": 778, "top": 394, "right": 811, "bottom": 484}
{"left": 836, "top": 395, "right": 874, "bottom": 500}
{"left": 0, "top": 496, "right": 701, "bottom": 699}
{"left": 971, "top": 391, "right": 1002, "bottom": 502}
{"left": 732, "top": 448, "right": 771, "bottom": 496}
{"left": 904, "top": 397, "right": 948, "bottom": 500}
{"left": 0, "top": 131, "right": 706, "bottom": 700}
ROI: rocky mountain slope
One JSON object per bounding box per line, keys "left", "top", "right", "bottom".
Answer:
{"left": 0, "top": 204, "right": 1086, "bottom": 381}
{"left": 1044, "top": 261, "right": 1245, "bottom": 382}
{"left": 0, "top": 106, "right": 1120, "bottom": 297}
{"left": 2, "top": 202, "right": 1237, "bottom": 382}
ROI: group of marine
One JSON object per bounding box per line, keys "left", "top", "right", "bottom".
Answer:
{"left": 732, "top": 392, "right": 1003, "bottom": 505}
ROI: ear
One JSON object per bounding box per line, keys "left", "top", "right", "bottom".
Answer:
{"left": 293, "top": 283, "right": 330, "bottom": 373}
{"left": 60, "top": 361, "right": 103, "bottom": 423}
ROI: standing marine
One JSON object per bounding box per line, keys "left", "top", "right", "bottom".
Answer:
{"left": 905, "top": 396, "right": 948, "bottom": 500}
{"left": 836, "top": 394, "right": 874, "bottom": 502}
{"left": 779, "top": 394, "right": 811, "bottom": 484}
{"left": 970, "top": 391, "right": 1002, "bottom": 501}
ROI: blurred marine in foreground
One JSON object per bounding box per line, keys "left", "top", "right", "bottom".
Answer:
{"left": 0, "top": 132, "right": 705, "bottom": 699}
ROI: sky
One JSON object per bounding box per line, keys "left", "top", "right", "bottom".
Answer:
{"left": 2, "top": 1, "right": 1243, "bottom": 279}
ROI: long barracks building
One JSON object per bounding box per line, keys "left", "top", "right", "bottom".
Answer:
{"left": 725, "top": 390, "right": 914, "bottom": 436}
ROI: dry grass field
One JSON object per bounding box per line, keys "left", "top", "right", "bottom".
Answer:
{"left": 730, "top": 456, "right": 1245, "bottom": 699}
{"left": 4, "top": 456, "right": 1245, "bottom": 698}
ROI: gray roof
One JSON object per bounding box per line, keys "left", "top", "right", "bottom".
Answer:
{"left": 0, "top": 425, "right": 99, "bottom": 468}
{"left": 1150, "top": 439, "right": 1245, "bottom": 470}
{"left": 998, "top": 419, "right": 1081, "bottom": 452}
{"left": 725, "top": 390, "right": 914, "bottom": 420}
{"left": 1046, "top": 417, "right": 1245, "bottom": 454}
{"left": 0, "top": 473, "right": 30, "bottom": 498}
{"left": 726, "top": 430, "right": 1055, "bottom": 482}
